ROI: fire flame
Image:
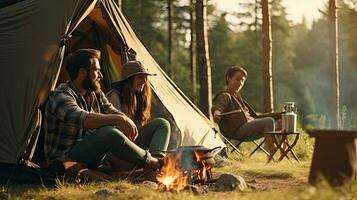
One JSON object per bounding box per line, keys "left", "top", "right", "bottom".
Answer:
{"left": 156, "top": 152, "right": 188, "bottom": 191}
{"left": 156, "top": 150, "right": 211, "bottom": 191}
{"left": 194, "top": 151, "right": 211, "bottom": 181}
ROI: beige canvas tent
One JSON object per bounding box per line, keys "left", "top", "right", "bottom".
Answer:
{"left": 0, "top": 0, "right": 225, "bottom": 181}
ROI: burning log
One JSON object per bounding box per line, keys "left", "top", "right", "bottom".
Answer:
{"left": 156, "top": 152, "right": 189, "bottom": 191}
{"left": 156, "top": 146, "right": 221, "bottom": 191}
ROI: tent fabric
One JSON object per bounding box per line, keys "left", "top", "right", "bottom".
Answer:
{"left": 101, "top": 1, "right": 224, "bottom": 148}
{"left": 0, "top": 0, "right": 225, "bottom": 165}
{"left": 0, "top": 0, "right": 75, "bottom": 164}
{"left": 0, "top": 0, "right": 98, "bottom": 164}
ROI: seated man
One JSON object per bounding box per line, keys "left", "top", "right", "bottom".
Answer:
{"left": 211, "top": 66, "right": 280, "bottom": 153}
{"left": 44, "top": 49, "right": 162, "bottom": 171}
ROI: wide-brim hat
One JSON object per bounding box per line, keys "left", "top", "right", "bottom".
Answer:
{"left": 112, "top": 60, "right": 156, "bottom": 87}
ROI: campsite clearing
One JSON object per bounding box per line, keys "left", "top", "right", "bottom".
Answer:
{"left": 3, "top": 154, "right": 357, "bottom": 200}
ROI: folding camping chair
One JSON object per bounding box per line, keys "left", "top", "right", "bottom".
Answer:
{"left": 215, "top": 128, "right": 270, "bottom": 157}
{"left": 226, "top": 133, "right": 270, "bottom": 157}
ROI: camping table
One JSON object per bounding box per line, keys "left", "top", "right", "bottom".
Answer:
{"left": 264, "top": 131, "right": 300, "bottom": 164}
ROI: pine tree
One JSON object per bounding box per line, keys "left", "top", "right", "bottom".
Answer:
{"left": 196, "top": 0, "right": 212, "bottom": 119}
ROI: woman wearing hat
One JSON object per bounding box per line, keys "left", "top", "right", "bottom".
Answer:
{"left": 106, "top": 61, "right": 171, "bottom": 159}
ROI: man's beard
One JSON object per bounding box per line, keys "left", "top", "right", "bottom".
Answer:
{"left": 83, "top": 75, "right": 101, "bottom": 92}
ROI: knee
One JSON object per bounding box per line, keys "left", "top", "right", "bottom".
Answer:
{"left": 267, "top": 117, "right": 275, "bottom": 124}
{"left": 153, "top": 118, "right": 171, "bottom": 129}
{"left": 265, "top": 117, "right": 275, "bottom": 130}
{"left": 97, "top": 126, "right": 127, "bottom": 145}
{"left": 152, "top": 118, "right": 171, "bottom": 137}
{"left": 160, "top": 118, "right": 171, "bottom": 129}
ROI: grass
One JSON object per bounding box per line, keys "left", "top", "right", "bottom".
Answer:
{"left": 0, "top": 154, "right": 357, "bottom": 200}
{"left": 2, "top": 154, "right": 357, "bottom": 200}
{"left": 2, "top": 131, "right": 357, "bottom": 199}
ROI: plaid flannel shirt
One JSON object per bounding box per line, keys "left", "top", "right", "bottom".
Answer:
{"left": 44, "top": 81, "right": 121, "bottom": 160}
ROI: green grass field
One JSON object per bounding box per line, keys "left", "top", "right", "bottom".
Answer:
{"left": 2, "top": 131, "right": 357, "bottom": 200}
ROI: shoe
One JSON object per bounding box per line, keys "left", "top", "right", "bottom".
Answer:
{"left": 151, "top": 153, "right": 166, "bottom": 171}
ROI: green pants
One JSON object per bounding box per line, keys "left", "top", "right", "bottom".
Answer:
{"left": 136, "top": 118, "right": 171, "bottom": 155}
{"left": 67, "top": 118, "right": 170, "bottom": 168}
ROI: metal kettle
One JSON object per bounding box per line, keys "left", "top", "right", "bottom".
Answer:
{"left": 281, "top": 102, "right": 297, "bottom": 133}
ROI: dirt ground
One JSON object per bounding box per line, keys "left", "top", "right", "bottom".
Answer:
{"left": 244, "top": 171, "right": 306, "bottom": 190}
{"left": 212, "top": 153, "right": 311, "bottom": 191}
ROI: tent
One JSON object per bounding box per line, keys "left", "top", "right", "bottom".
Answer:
{"left": 0, "top": 0, "right": 225, "bottom": 181}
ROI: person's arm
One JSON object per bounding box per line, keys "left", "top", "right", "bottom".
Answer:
{"left": 54, "top": 91, "right": 137, "bottom": 141}
{"left": 98, "top": 90, "right": 122, "bottom": 114}
{"left": 258, "top": 112, "right": 282, "bottom": 120}
{"left": 102, "top": 90, "right": 138, "bottom": 140}
{"left": 212, "top": 110, "right": 222, "bottom": 123}
{"left": 105, "top": 89, "right": 122, "bottom": 112}
{"left": 83, "top": 112, "right": 138, "bottom": 141}
{"left": 211, "top": 93, "right": 230, "bottom": 123}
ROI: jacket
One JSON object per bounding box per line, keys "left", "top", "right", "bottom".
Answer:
{"left": 212, "top": 91, "right": 258, "bottom": 136}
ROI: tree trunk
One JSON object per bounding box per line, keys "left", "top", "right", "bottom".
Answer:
{"left": 196, "top": 0, "right": 212, "bottom": 119}
{"left": 261, "top": 0, "right": 274, "bottom": 113}
{"left": 329, "top": 0, "right": 340, "bottom": 128}
{"left": 115, "top": 0, "right": 122, "bottom": 10}
{"left": 190, "top": 0, "right": 197, "bottom": 104}
{"left": 254, "top": 0, "right": 259, "bottom": 31}
{"left": 168, "top": 0, "right": 174, "bottom": 78}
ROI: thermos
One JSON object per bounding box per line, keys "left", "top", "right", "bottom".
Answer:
{"left": 281, "top": 102, "right": 297, "bottom": 133}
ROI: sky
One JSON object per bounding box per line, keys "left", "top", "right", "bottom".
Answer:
{"left": 212, "top": 0, "right": 327, "bottom": 25}
{"left": 281, "top": 0, "right": 326, "bottom": 23}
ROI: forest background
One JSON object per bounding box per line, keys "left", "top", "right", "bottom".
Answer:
{"left": 121, "top": 0, "right": 357, "bottom": 130}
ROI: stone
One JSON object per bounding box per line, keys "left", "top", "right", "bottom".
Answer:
{"left": 215, "top": 173, "right": 247, "bottom": 192}
{"left": 214, "top": 155, "right": 229, "bottom": 168}
{"left": 307, "top": 186, "right": 316, "bottom": 195}
{"left": 94, "top": 188, "right": 114, "bottom": 197}
{"left": 142, "top": 180, "right": 159, "bottom": 190}
{"left": 247, "top": 179, "right": 257, "bottom": 183}
{"left": 186, "top": 185, "right": 208, "bottom": 195}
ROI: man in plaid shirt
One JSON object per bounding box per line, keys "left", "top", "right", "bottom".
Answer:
{"left": 44, "top": 49, "right": 161, "bottom": 169}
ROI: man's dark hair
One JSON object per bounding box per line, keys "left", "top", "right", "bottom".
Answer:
{"left": 225, "top": 66, "right": 248, "bottom": 85}
{"left": 65, "top": 49, "right": 101, "bottom": 80}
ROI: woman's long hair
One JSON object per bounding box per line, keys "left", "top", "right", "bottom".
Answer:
{"left": 116, "top": 76, "right": 152, "bottom": 126}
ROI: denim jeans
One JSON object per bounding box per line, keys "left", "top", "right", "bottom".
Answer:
{"left": 234, "top": 117, "right": 275, "bottom": 139}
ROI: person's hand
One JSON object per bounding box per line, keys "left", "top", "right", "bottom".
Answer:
{"left": 213, "top": 110, "right": 222, "bottom": 123}
{"left": 117, "top": 116, "right": 138, "bottom": 141}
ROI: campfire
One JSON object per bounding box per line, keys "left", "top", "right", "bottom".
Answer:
{"left": 156, "top": 146, "right": 218, "bottom": 191}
